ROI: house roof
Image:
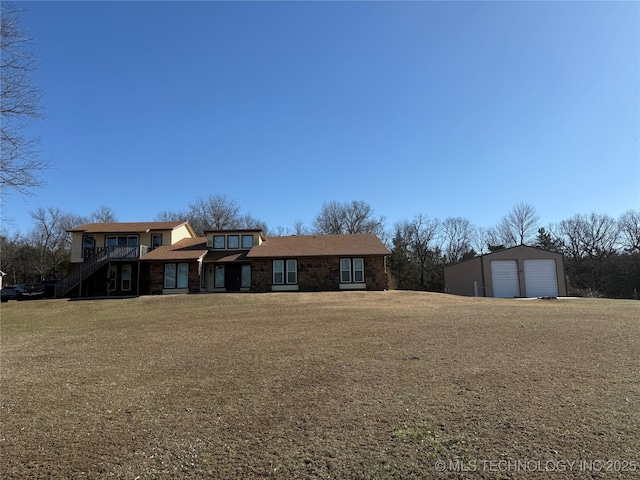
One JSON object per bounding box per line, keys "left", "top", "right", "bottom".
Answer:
{"left": 204, "top": 250, "right": 250, "bottom": 263}
{"left": 68, "top": 221, "right": 194, "bottom": 235}
{"left": 246, "top": 234, "right": 389, "bottom": 258}
{"left": 141, "top": 237, "right": 208, "bottom": 262}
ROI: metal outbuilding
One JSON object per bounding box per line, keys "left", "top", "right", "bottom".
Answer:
{"left": 444, "top": 245, "right": 567, "bottom": 298}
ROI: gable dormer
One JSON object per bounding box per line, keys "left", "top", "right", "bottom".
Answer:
{"left": 204, "top": 229, "right": 265, "bottom": 251}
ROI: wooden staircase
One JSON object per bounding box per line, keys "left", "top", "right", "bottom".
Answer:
{"left": 55, "top": 245, "right": 148, "bottom": 298}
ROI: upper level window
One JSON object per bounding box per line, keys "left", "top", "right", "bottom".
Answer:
{"left": 151, "top": 233, "right": 163, "bottom": 250}
{"left": 83, "top": 235, "right": 95, "bottom": 258}
{"left": 213, "top": 235, "right": 225, "bottom": 249}
{"left": 227, "top": 235, "right": 239, "bottom": 249}
{"left": 106, "top": 236, "right": 138, "bottom": 247}
{"left": 340, "top": 258, "right": 364, "bottom": 283}
{"left": 241, "top": 234, "right": 254, "bottom": 249}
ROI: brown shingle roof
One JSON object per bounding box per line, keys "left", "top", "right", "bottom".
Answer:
{"left": 68, "top": 221, "right": 192, "bottom": 234}
{"left": 246, "top": 234, "right": 389, "bottom": 258}
{"left": 141, "top": 238, "right": 208, "bottom": 262}
{"left": 204, "top": 250, "right": 250, "bottom": 263}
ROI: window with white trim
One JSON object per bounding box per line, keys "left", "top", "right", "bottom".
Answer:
{"left": 177, "top": 263, "right": 189, "bottom": 288}
{"left": 273, "top": 259, "right": 297, "bottom": 285}
{"left": 340, "top": 258, "right": 365, "bottom": 283}
{"left": 273, "top": 260, "right": 284, "bottom": 284}
{"left": 286, "top": 259, "right": 297, "bottom": 284}
{"left": 340, "top": 258, "right": 351, "bottom": 283}
{"left": 353, "top": 258, "right": 364, "bottom": 282}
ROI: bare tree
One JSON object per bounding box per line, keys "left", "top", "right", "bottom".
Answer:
{"left": 556, "top": 215, "right": 586, "bottom": 258}
{"left": 269, "top": 226, "right": 290, "bottom": 237}
{"left": 313, "top": 200, "right": 385, "bottom": 236}
{"left": 1, "top": 3, "right": 47, "bottom": 197}
{"left": 313, "top": 201, "right": 345, "bottom": 234}
{"left": 618, "top": 209, "right": 640, "bottom": 253}
{"left": 481, "top": 226, "right": 508, "bottom": 252}
{"left": 236, "top": 212, "right": 267, "bottom": 231}
{"left": 29, "top": 207, "right": 75, "bottom": 279}
{"left": 90, "top": 205, "right": 117, "bottom": 223}
{"left": 156, "top": 194, "right": 267, "bottom": 236}
{"left": 155, "top": 209, "right": 188, "bottom": 223}
{"left": 393, "top": 214, "right": 441, "bottom": 288}
{"left": 293, "top": 219, "right": 310, "bottom": 236}
{"left": 0, "top": 231, "right": 26, "bottom": 284}
{"left": 442, "top": 216, "right": 475, "bottom": 263}
{"left": 583, "top": 212, "right": 619, "bottom": 257}
{"left": 188, "top": 194, "right": 240, "bottom": 232}
{"left": 268, "top": 220, "right": 310, "bottom": 237}
{"left": 558, "top": 212, "right": 619, "bottom": 258}
{"left": 471, "top": 226, "right": 493, "bottom": 254}
{"left": 496, "top": 202, "right": 540, "bottom": 246}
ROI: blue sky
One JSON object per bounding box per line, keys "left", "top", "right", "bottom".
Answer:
{"left": 3, "top": 1, "right": 639, "bottom": 236}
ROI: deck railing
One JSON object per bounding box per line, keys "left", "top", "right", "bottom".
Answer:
{"left": 55, "top": 245, "right": 149, "bottom": 298}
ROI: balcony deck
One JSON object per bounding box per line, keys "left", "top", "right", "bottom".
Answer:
{"left": 83, "top": 245, "right": 149, "bottom": 261}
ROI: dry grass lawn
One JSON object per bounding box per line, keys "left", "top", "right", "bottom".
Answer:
{"left": 1, "top": 291, "right": 639, "bottom": 479}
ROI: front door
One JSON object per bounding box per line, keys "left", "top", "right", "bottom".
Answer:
{"left": 225, "top": 264, "right": 242, "bottom": 291}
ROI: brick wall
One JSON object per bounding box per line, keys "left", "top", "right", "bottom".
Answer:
{"left": 148, "top": 261, "right": 200, "bottom": 294}
{"left": 149, "top": 263, "right": 164, "bottom": 294}
{"left": 252, "top": 255, "right": 388, "bottom": 292}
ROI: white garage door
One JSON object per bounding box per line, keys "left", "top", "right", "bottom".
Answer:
{"left": 490, "top": 260, "right": 520, "bottom": 298}
{"left": 524, "top": 259, "right": 558, "bottom": 297}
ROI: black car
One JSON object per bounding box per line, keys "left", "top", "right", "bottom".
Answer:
{"left": 1, "top": 285, "right": 25, "bottom": 302}
{"left": 20, "top": 284, "right": 45, "bottom": 300}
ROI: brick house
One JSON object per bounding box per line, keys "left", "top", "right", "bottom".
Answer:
{"left": 246, "top": 233, "right": 389, "bottom": 292}
{"left": 60, "top": 223, "right": 389, "bottom": 297}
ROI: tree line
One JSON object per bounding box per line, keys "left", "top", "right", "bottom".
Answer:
{"left": 2, "top": 8, "right": 637, "bottom": 297}
{"left": 387, "top": 206, "right": 640, "bottom": 298}
{"left": 1, "top": 196, "right": 638, "bottom": 298}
